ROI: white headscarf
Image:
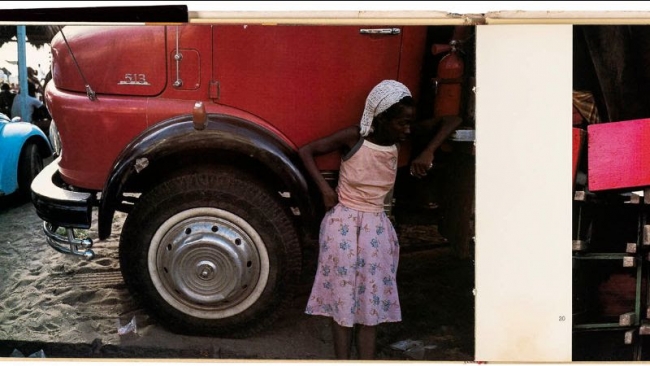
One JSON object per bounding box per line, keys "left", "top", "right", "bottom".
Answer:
{"left": 359, "top": 80, "right": 412, "bottom": 137}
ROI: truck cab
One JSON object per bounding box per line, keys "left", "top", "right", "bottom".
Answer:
{"left": 31, "top": 24, "right": 474, "bottom": 337}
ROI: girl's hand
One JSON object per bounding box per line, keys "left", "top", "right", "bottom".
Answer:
{"left": 322, "top": 187, "right": 339, "bottom": 211}
{"left": 410, "top": 150, "right": 434, "bottom": 179}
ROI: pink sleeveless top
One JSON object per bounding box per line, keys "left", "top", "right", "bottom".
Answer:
{"left": 337, "top": 139, "right": 398, "bottom": 213}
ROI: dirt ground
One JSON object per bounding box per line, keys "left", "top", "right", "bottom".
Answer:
{"left": 0, "top": 189, "right": 474, "bottom": 361}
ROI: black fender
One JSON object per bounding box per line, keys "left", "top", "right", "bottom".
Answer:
{"left": 98, "top": 113, "right": 319, "bottom": 240}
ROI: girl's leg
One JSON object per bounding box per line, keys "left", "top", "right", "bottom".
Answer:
{"left": 331, "top": 320, "right": 353, "bottom": 359}
{"left": 356, "top": 325, "right": 377, "bottom": 360}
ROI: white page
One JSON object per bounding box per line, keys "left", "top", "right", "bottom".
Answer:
{"left": 475, "top": 24, "right": 572, "bottom": 362}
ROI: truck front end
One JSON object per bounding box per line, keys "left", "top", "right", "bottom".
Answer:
{"left": 31, "top": 25, "right": 168, "bottom": 258}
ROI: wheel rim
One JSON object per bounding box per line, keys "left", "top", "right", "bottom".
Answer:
{"left": 148, "top": 207, "right": 269, "bottom": 319}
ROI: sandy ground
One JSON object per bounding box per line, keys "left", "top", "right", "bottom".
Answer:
{"left": 0, "top": 191, "right": 474, "bottom": 361}
{"left": 0, "top": 201, "right": 129, "bottom": 344}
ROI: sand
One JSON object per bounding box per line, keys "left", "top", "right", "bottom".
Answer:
{"left": 0, "top": 200, "right": 339, "bottom": 359}
{"left": 0, "top": 196, "right": 473, "bottom": 360}
{"left": 1, "top": 204, "right": 139, "bottom": 345}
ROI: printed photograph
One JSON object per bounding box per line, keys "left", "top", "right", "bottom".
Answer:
{"left": 0, "top": 22, "right": 476, "bottom": 361}
{"left": 573, "top": 24, "right": 650, "bottom": 361}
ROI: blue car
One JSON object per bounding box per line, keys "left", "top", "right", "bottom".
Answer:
{"left": 0, "top": 113, "right": 52, "bottom": 199}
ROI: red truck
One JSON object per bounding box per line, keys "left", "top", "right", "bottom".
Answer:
{"left": 31, "top": 24, "right": 475, "bottom": 337}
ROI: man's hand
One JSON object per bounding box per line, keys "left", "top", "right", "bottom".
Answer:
{"left": 410, "top": 150, "right": 434, "bottom": 179}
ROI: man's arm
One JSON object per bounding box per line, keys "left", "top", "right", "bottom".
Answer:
{"left": 410, "top": 115, "right": 462, "bottom": 178}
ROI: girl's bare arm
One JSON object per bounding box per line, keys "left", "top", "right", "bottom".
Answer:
{"left": 299, "top": 126, "right": 360, "bottom": 210}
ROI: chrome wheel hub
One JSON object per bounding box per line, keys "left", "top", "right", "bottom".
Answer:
{"left": 148, "top": 208, "right": 269, "bottom": 319}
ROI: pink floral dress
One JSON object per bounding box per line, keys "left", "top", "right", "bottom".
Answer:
{"left": 305, "top": 139, "right": 401, "bottom": 327}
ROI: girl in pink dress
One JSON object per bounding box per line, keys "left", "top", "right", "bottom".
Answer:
{"left": 299, "top": 80, "right": 415, "bottom": 359}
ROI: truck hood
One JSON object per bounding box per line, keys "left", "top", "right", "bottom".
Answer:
{"left": 51, "top": 26, "right": 167, "bottom": 97}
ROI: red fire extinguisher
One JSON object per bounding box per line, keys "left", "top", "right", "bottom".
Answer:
{"left": 431, "top": 26, "right": 468, "bottom": 118}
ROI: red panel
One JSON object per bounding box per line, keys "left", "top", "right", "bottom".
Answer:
{"left": 398, "top": 26, "right": 427, "bottom": 102}
{"left": 49, "top": 85, "right": 148, "bottom": 189}
{"left": 212, "top": 25, "right": 426, "bottom": 169}
{"left": 588, "top": 118, "right": 650, "bottom": 191}
{"left": 51, "top": 26, "right": 167, "bottom": 96}
{"left": 168, "top": 49, "right": 200, "bottom": 90}
{"left": 573, "top": 128, "right": 585, "bottom": 186}
{"left": 48, "top": 25, "right": 429, "bottom": 189}
{"left": 160, "top": 25, "right": 213, "bottom": 102}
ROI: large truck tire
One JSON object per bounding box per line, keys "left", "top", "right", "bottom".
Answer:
{"left": 119, "top": 170, "right": 301, "bottom": 337}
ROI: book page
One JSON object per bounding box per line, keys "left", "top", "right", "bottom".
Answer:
{"left": 475, "top": 24, "right": 573, "bottom": 362}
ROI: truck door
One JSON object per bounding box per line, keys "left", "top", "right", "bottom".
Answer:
{"left": 212, "top": 25, "right": 407, "bottom": 159}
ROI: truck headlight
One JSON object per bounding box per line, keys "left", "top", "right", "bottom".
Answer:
{"left": 48, "top": 120, "right": 62, "bottom": 157}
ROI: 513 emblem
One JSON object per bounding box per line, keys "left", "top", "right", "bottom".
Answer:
{"left": 118, "top": 73, "right": 151, "bottom": 86}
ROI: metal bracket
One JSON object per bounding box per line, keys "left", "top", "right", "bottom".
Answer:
{"left": 210, "top": 81, "right": 220, "bottom": 100}
{"left": 623, "top": 256, "right": 637, "bottom": 268}
{"left": 619, "top": 312, "right": 636, "bottom": 326}
{"left": 573, "top": 240, "right": 588, "bottom": 252}
{"left": 644, "top": 225, "right": 650, "bottom": 246}
{"left": 173, "top": 26, "right": 183, "bottom": 88}
{"left": 359, "top": 28, "right": 401, "bottom": 35}
{"left": 574, "top": 190, "right": 587, "bottom": 202}
{"left": 627, "top": 243, "right": 638, "bottom": 254}
{"left": 640, "top": 321, "right": 650, "bottom": 335}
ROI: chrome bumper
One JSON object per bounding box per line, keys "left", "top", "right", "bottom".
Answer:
{"left": 43, "top": 222, "right": 95, "bottom": 260}
{"left": 31, "top": 157, "right": 93, "bottom": 228}
{"left": 32, "top": 157, "right": 96, "bottom": 259}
